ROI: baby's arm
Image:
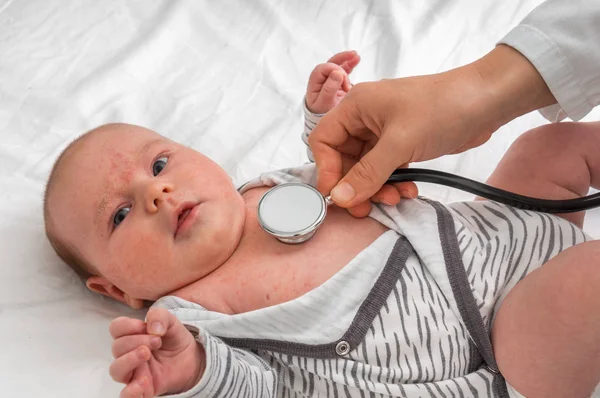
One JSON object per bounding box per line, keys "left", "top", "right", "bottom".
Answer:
{"left": 109, "top": 308, "right": 277, "bottom": 398}
{"left": 481, "top": 121, "right": 600, "bottom": 227}
{"left": 302, "top": 51, "right": 359, "bottom": 161}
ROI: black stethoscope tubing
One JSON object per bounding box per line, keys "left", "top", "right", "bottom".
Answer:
{"left": 387, "top": 168, "right": 598, "bottom": 213}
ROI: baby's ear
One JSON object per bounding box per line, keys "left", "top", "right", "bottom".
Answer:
{"left": 86, "top": 276, "right": 144, "bottom": 310}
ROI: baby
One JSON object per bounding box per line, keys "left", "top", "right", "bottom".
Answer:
{"left": 44, "top": 51, "right": 600, "bottom": 398}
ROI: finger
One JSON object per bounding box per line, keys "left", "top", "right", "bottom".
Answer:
{"left": 311, "top": 70, "right": 346, "bottom": 112}
{"left": 371, "top": 184, "right": 401, "bottom": 205}
{"left": 145, "top": 307, "right": 192, "bottom": 352}
{"left": 109, "top": 346, "right": 151, "bottom": 383}
{"left": 341, "top": 73, "right": 352, "bottom": 92}
{"left": 119, "top": 380, "right": 144, "bottom": 398}
{"left": 394, "top": 181, "right": 419, "bottom": 198}
{"left": 340, "top": 54, "right": 361, "bottom": 74}
{"left": 384, "top": 163, "right": 419, "bottom": 201}
{"left": 120, "top": 371, "right": 154, "bottom": 398}
{"left": 110, "top": 317, "right": 147, "bottom": 339}
{"left": 309, "top": 103, "right": 372, "bottom": 195}
{"left": 371, "top": 182, "right": 418, "bottom": 205}
{"left": 130, "top": 363, "right": 155, "bottom": 398}
{"left": 307, "top": 63, "right": 340, "bottom": 92}
{"left": 319, "top": 70, "right": 344, "bottom": 96}
{"left": 145, "top": 307, "right": 178, "bottom": 336}
{"left": 327, "top": 50, "right": 358, "bottom": 66}
{"left": 340, "top": 149, "right": 417, "bottom": 206}
{"left": 330, "top": 139, "right": 401, "bottom": 207}
{"left": 135, "top": 363, "right": 154, "bottom": 396}
{"left": 346, "top": 201, "right": 372, "bottom": 218}
{"left": 343, "top": 164, "right": 417, "bottom": 206}
{"left": 119, "top": 375, "right": 149, "bottom": 398}
{"left": 337, "top": 136, "right": 367, "bottom": 159}
{"left": 113, "top": 334, "right": 162, "bottom": 358}
{"left": 309, "top": 113, "right": 350, "bottom": 195}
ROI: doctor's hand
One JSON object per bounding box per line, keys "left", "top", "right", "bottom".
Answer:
{"left": 308, "top": 45, "right": 556, "bottom": 217}
{"left": 109, "top": 308, "right": 205, "bottom": 398}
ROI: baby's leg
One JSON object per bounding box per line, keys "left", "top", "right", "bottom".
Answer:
{"left": 493, "top": 241, "right": 600, "bottom": 398}
{"left": 485, "top": 122, "right": 600, "bottom": 397}
{"left": 480, "top": 121, "right": 600, "bottom": 227}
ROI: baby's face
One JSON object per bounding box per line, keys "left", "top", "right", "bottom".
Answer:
{"left": 51, "top": 124, "right": 246, "bottom": 300}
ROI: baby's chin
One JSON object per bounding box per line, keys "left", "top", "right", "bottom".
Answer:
{"left": 196, "top": 195, "right": 247, "bottom": 263}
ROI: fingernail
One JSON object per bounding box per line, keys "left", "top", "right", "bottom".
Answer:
{"left": 400, "top": 190, "right": 416, "bottom": 199}
{"left": 150, "top": 336, "right": 161, "bottom": 348}
{"left": 138, "top": 376, "right": 148, "bottom": 387}
{"left": 331, "top": 182, "right": 356, "bottom": 203}
{"left": 137, "top": 347, "right": 148, "bottom": 360}
{"left": 149, "top": 321, "right": 164, "bottom": 335}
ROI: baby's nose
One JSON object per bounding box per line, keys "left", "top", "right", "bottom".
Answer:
{"left": 145, "top": 180, "right": 174, "bottom": 213}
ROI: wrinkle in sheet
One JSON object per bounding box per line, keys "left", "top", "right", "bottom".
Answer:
{"left": 70, "top": 1, "right": 177, "bottom": 94}
{"left": 0, "top": 0, "right": 14, "bottom": 17}
{"left": 413, "top": 0, "right": 453, "bottom": 40}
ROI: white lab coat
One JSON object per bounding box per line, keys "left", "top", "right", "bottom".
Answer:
{"left": 500, "top": 0, "right": 600, "bottom": 122}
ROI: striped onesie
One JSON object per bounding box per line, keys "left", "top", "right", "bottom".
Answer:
{"left": 156, "top": 164, "right": 588, "bottom": 398}
{"left": 153, "top": 105, "right": 589, "bottom": 398}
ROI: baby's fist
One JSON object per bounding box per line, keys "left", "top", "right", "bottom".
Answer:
{"left": 306, "top": 50, "right": 360, "bottom": 114}
{"left": 109, "top": 307, "right": 205, "bottom": 398}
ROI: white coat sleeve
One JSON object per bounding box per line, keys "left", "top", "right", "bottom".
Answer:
{"left": 499, "top": 0, "right": 600, "bottom": 122}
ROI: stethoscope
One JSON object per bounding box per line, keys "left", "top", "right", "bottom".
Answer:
{"left": 257, "top": 168, "right": 600, "bottom": 244}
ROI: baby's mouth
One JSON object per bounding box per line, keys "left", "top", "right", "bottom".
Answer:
{"left": 174, "top": 202, "right": 201, "bottom": 238}
{"left": 177, "top": 209, "right": 192, "bottom": 229}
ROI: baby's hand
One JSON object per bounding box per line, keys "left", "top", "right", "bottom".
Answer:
{"left": 109, "top": 307, "right": 205, "bottom": 398}
{"left": 306, "top": 50, "right": 361, "bottom": 114}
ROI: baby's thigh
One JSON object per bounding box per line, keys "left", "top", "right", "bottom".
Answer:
{"left": 492, "top": 240, "right": 600, "bottom": 398}
{"left": 481, "top": 121, "right": 600, "bottom": 227}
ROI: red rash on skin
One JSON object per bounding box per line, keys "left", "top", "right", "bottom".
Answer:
{"left": 108, "top": 151, "right": 135, "bottom": 186}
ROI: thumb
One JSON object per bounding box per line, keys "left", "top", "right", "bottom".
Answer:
{"left": 330, "top": 143, "right": 400, "bottom": 207}
{"left": 146, "top": 307, "right": 190, "bottom": 350}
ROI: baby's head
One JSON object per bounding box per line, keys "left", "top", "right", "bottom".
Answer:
{"left": 44, "top": 123, "right": 246, "bottom": 308}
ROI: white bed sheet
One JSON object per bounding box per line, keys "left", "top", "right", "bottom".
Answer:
{"left": 1, "top": 1, "right": 599, "bottom": 396}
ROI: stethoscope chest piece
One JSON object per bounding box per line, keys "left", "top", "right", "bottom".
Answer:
{"left": 257, "top": 183, "right": 331, "bottom": 244}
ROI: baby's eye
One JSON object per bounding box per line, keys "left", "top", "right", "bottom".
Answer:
{"left": 152, "top": 157, "right": 168, "bottom": 176}
{"left": 113, "top": 207, "right": 130, "bottom": 227}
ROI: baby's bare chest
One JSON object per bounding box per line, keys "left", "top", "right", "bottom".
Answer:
{"left": 216, "top": 205, "right": 390, "bottom": 313}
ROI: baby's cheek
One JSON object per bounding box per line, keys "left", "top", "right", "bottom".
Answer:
{"left": 184, "top": 157, "right": 232, "bottom": 190}
{"left": 114, "top": 230, "right": 169, "bottom": 286}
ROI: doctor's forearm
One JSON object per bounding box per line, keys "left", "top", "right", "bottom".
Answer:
{"left": 473, "top": 44, "right": 557, "bottom": 132}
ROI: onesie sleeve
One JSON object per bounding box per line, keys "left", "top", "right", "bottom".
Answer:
{"left": 301, "top": 99, "right": 324, "bottom": 162}
{"left": 499, "top": 0, "right": 600, "bottom": 121}
{"left": 161, "top": 329, "right": 277, "bottom": 398}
